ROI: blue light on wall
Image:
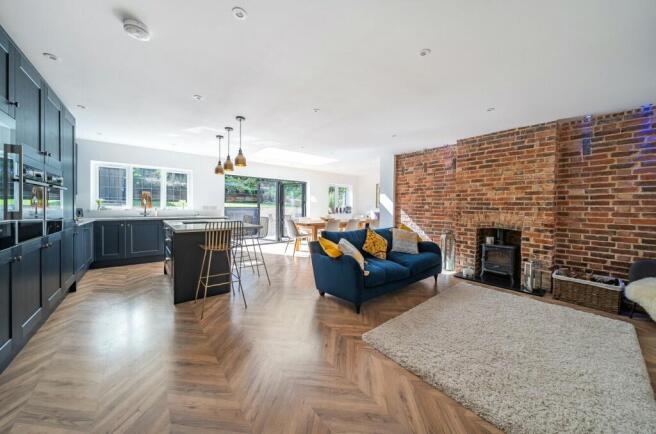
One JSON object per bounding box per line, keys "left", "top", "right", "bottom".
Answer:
{"left": 581, "top": 114, "right": 593, "bottom": 156}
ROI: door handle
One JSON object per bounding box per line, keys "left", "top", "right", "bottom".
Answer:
{"left": 7, "top": 100, "right": 19, "bottom": 107}
{"left": 12, "top": 255, "right": 22, "bottom": 263}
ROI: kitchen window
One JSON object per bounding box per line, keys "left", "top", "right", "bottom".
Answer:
{"left": 91, "top": 161, "right": 191, "bottom": 209}
{"left": 328, "top": 184, "right": 352, "bottom": 213}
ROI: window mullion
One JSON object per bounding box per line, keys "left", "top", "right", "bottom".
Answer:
{"left": 161, "top": 170, "right": 167, "bottom": 209}
{"left": 127, "top": 165, "right": 133, "bottom": 209}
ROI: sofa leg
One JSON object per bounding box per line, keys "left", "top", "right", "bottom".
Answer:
{"left": 355, "top": 303, "right": 361, "bottom": 314}
{"left": 319, "top": 291, "right": 325, "bottom": 297}
{"left": 630, "top": 301, "right": 636, "bottom": 318}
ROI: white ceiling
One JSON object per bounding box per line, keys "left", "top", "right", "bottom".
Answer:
{"left": 1, "top": 0, "right": 654, "bottom": 174}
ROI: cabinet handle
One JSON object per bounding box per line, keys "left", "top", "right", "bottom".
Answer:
{"left": 12, "top": 255, "right": 22, "bottom": 263}
{"left": 7, "top": 100, "right": 19, "bottom": 107}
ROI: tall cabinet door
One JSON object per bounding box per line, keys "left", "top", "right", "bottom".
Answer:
{"left": 0, "top": 250, "right": 14, "bottom": 369}
{"left": 44, "top": 86, "right": 61, "bottom": 161}
{"left": 61, "top": 110, "right": 75, "bottom": 221}
{"left": 41, "top": 237, "right": 62, "bottom": 309}
{"left": 0, "top": 28, "right": 16, "bottom": 118}
{"left": 61, "top": 228, "right": 75, "bottom": 291}
{"left": 14, "top": 53, "right": 43, "bottom": 153}
{"left": 12, "top": 240, "right": 43, "bottom": 342}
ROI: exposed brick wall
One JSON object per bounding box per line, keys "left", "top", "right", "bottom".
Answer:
{"left": 395, "top": 146, "right": 456, "bottom": 240}
{"left": 555, "top": 107, "right": 656, "bottom": 278}
{"left": 452, "top": 123, "right": 558, "bottom": 272}
{"left": 394, "top": 106, "right": 655, "bottom": 280}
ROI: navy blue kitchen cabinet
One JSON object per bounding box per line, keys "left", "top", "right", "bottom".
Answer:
{"left": 41, "top": 232, "right": 63, "bottom": 310}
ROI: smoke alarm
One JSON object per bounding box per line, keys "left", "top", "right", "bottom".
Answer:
{"left": 232, "top": 7, "right": 247, "bottom": 20}
{"left": 123, "top": 18, "right": 151, "bottom": 41}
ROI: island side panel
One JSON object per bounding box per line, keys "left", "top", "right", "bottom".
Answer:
{"left": 171, "top": 230, "right": 232, "bottom": 304}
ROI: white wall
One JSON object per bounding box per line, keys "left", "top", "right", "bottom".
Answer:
{"left": 378, "top": 153, "right": 395, "bottom": 227}
{"left": 77, "top": 139, "right": 378, "bottom": 218}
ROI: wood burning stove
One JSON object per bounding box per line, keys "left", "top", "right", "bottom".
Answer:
{"left": 480, "top": 244, "right": 517, "bottom": 287}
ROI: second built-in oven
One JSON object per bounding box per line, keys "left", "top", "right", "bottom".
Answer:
{"left": 45, "top": 168, "right": 65, "bottom": 234}
{"left": 22, "top": 158, "right": 46, "bottom": 221}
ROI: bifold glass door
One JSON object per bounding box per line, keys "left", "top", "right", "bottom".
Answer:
{"left": 225, "top": 175, "right": 306, "bottom": 241}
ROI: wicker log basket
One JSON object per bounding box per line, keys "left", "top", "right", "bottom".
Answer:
{"left": 552, "top": 271, "right": 625, "bottom": 314}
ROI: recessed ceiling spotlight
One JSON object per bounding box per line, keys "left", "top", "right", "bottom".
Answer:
{"left": 123, "top": 18, "right": 151, "bottom": 41}
{"left": 42, "top": 52, "right": 61, "bottom": 62}
{"left": 486, "top": 107, "right": 495, "bottom": 112}
{"left": 76, "top": 104, "right": 86, "bottom": 110}
{"left": 392, "top": 134, "right": 398, "bottom": 138}
{"left": 96, "top": 132, "right": 102, "bottom": 135}
{"left": 312, "top": 108, "right": 320, "bottom": 112}
{"left": 192, "top": 94, "right": 204, "bottom": 101}
{"left": 232, "top": 7, "right": 247, "bottom": 20}
{"left": 419, "top": 48, "right": 431, "bottom": 57}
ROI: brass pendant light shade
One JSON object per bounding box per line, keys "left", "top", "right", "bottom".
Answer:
{"left": 235, "top": 115, "right": 247, "bottom": 167}
{"left": 223, "top": 127, "right": 234, "bottom": 172}
{"left": 214, "top": 134, "right": 224, "bottom": 175}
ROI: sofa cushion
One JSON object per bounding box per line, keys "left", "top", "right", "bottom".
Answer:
{"left": 388, "top": 251, "right": 440, "bottom": 274}
{"left": 322, "top": 229, "right": 367, "bottom": 251}
{"left": 338, "top": 238, "right": 368, "bottom": 275}
{"left": 363, "top": 261, "right": 387, "bottom": 287}
{"left": 374, "top": 228, "right": 393, "bottom": 253}
{"left": 363, "top": 229, "right": 388, "bottom": 259}
{"left": 318, "top": 237, "right": 342, "bottom": 258}
{"left": 391, "top": 228, "right": 419, "bottom": 254}
{"left": 363, "top": 258, "right": 410, "bottom": 288}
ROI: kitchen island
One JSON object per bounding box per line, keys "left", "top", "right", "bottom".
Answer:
{"left": 164, "top": 219, "right": 260, "bottom": 304}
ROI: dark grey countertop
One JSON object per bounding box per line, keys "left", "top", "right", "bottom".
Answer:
{"left": 74, "top": 215, "right": 224, "bottom": 226}
{"left": 163, "top": 219, "right": 261, "bottom": 234}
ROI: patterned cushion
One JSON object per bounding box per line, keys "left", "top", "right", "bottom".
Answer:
{"left": 362, "top": 229, "right": 388, "bottom": 260}
{"left": 391, "top": 228, "right": 419, "bottom": 254}
{"left": 318, "top": 237, "right": 342, "bottom": 258}
{"left": 338, "top": 238, "right": 369, "bottom": 276}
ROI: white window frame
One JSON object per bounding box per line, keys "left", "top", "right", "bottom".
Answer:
{"left": 91, "top": 160, "right": 193, "bottom": 210}
{"left": 328, "top": 183, "right": 353, "bottom": 212}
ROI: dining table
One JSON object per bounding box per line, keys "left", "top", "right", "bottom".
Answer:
{"left": 293, "top": 217, "right": 375, "bottom": 241}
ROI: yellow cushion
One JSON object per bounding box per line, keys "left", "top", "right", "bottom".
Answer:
{"left": 362, "top": 228, "right": 388, "bottom": 260}
{"left": 318, "top": 237, "right": 342, "bottom": 258}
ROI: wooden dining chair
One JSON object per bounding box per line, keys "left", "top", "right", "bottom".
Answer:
{"left": 324, "top": 219, "right": 340, "bottom": 232}
{"left": 195, "top": 220, "right": 247, "bottom": 319}
{"left": 345, "top": 218, "right": 359, "bottom": 231}
{"left": 284, "top": 217, "right": 310, "bottom": 257}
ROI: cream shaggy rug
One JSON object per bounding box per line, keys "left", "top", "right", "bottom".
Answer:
{"left": 362, "top": 282, "right": 656, "bottom": 433}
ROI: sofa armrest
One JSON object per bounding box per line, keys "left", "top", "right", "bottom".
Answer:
{"left": 310, "top": 246, "right": 364, "bottom": 304}
{"left": 418, "top": 241, "right": 441, "bottom": 256}
{"left": 418, "top": 241, "right": 442, "bottom": 274}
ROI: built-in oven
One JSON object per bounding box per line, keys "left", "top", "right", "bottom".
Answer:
{"left": 1, "top": 107, "right": 20, "bottom": 220}
{"left": 0, "top": 221, "right": 16, "bottom": 251}
{"left": 45, "top": 166, "right": 65, "bottom": 234}
{"left": 22, "top": 161, "right": 46, "bottom": 220}
{"left": 2, "top": 144, "right": 22, "bottom": 220}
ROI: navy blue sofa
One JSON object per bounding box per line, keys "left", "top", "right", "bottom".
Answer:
{"left": 309, "top": 228, "right": 442, "bottom": 313}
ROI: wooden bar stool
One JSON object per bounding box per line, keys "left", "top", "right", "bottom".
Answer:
{"left": 195, "top": 220, "right": 247, "bottom": 318}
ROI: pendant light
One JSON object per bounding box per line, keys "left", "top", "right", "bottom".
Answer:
{"left": 235, "top": 115, "right": 247, "bottom": 167}
{"left": 223, "top": 126, "right": 234, "bottom": 172}
{"left": 214, "top": 134, "right": 224, "bottom": 175}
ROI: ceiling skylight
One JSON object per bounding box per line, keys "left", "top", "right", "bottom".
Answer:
{"left": 249, "top": 147, "right": 337, "bottom": 166}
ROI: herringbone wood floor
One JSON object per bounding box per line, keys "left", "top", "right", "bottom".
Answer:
{"left": 1, "top": 248, "right": 655, "bottom": 433}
